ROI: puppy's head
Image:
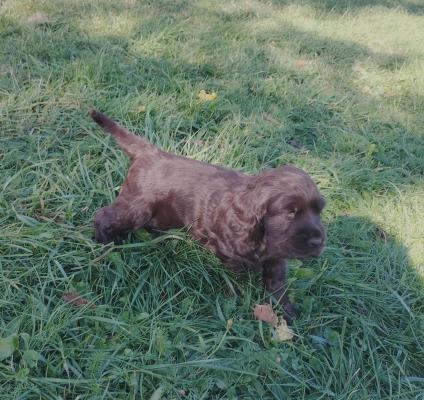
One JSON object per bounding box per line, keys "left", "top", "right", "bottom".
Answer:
{"left": 248, "top": 166, "right": 326, "bottom": 259}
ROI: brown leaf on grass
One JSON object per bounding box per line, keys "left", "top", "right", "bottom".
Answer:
{"left": 352, "top": 62, "right": 367, "bottom": 75}
{"left": 254, "top": 304, "right": 279, "bottom": 326}
{"left": 27, "top": 12, "right": 49, "bottom": 25}
{"left": 254, "top": 304, "right": 294, "bottom": 341}
{"left": 295, "top": 59, "right": 309, "bottom": 70}
{"left": 361, "top": 85, "right": 373, "bottom": 96}
{"left": 361, "top": 85, "right": 384, "bottom": 97}
{"left": 63, "top": 292, "right": 91, "bottom": 307}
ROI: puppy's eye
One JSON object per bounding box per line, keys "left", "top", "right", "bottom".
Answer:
{"left": 287, "top": 207, "right": 298, "bottom": 219}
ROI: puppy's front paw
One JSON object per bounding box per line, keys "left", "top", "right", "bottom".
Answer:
{"left": 94, "top": 228, "right": 113, "bottom": 244}
{"left": 283, "top": 302, "right": 298, "bottom": 324}
{"left": 94, "top": 207, "right": 116, "bottom": 244}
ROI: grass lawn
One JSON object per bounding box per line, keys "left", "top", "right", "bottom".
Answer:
{"left": 1, "top": 0, "right": 424, "bottom": 398}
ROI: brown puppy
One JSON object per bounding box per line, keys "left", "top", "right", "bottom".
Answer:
{"left": 90, "top": 110, "right": 325, "bottom": 320}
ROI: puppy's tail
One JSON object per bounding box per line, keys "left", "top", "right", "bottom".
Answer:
{"left": 89, "top": 109, "right": 153, "bottom": 158}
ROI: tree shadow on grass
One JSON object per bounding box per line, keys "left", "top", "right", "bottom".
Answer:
{"left": 2, "top": 8, "right": 423, "bottom": 225}
{"left": 201, "top": 20, "right": 423, "bottom": 182}
{"left": 255, "top": 22, "right": 407, "bottom": 70}
{"left": 267, "top": 0, "right": 424, "bottom": 15}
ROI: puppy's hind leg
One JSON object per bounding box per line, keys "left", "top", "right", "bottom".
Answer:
{"left": 94, "top": 197, "right": 151, "bottom": 244}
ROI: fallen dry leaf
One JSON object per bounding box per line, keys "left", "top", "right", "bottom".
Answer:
{"left": 254, "top": 304, "right": 278, "bottom": 326}
{"left": 198, "top": 90, "right": 217, "bottom": 102}
{"left": 254, "top": 304, "right": 294, "bottom": 341}
{"left": 272, "top": 318, "right": 294, "bottom": 341}
{"left": 63, "top": 292, "right": 90, "bottom": 307}
{"left": 295, "top": 59, "right": 309, "bottom": 70}
{"left": 361, "top": 85, "right": 373, "bottom": 96}
{"left": 352, "top": 62, "right": 367, "bottom": 75}
{"left": 27, "top": 12, "right": 49, "bottom": 25}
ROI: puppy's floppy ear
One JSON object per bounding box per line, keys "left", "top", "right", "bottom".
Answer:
{"left": 242, "top": 172, "right": 289, "bottom": 250}
{"left": 227, "top": 186, "right": 272, "bottom": 255}
{"left": 249, "top": 213, "right": 266, "bottom": 246}
{"left": 245, "top": 176, "right": 274, "bottom": 224}
{"left": 220, "top": 190, "right": 266, "bottom": 257}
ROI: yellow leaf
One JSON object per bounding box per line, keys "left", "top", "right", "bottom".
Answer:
{"left": 198, "top": 90, "right": 217, "bottom": 101}
{"left": 272, "top": 318, "right": 294, "bottom": 342}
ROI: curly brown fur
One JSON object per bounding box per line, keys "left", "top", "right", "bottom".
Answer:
{"left": 90, "top": 110, "right": 326, "bottom": 320}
